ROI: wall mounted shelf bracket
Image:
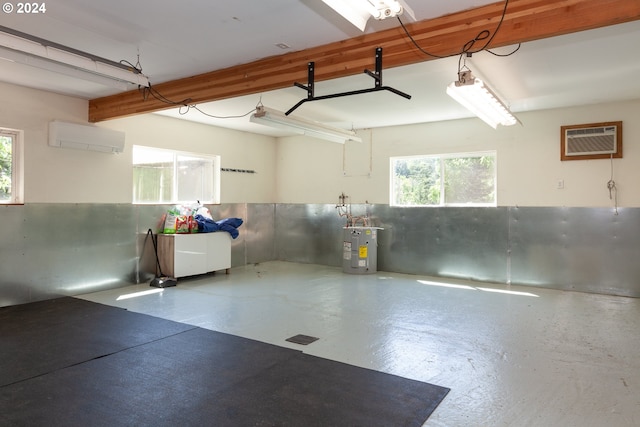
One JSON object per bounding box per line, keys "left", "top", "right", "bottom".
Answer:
{"left": 285, "top": 47, "right": 411, "bottom": 115}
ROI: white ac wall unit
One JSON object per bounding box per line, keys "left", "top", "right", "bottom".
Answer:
{"left": 48, "top": 121, "right": 125, "bottom": 153}
{"left": 560, "top": 121, "right": 622, "bottom": 161}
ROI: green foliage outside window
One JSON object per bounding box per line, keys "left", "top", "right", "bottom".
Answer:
{"left": 393, "top": 157, "right": 441, "bottom": 206}
{"left": 443, "top": 156, "right": 495, "bottom": 204}
{"left": 0, "top": 135, "right": 12, "bottom": 201}
{"left": 392, "top": 153, "right": 496, "bottom": 206}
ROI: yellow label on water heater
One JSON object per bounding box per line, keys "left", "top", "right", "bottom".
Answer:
{"left": 359, "top": 245, "right": 368, "bottom": 258}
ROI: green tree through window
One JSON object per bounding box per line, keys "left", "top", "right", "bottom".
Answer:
{"left": 0, "top": 134, "right": 13, "bottom": 201}
{"left": 391, "top": 152, "right": 496, "bottom": 206}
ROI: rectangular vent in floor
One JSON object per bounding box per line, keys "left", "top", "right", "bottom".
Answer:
{"left": 286, "top": 334, "right": 319, "bottom": 345}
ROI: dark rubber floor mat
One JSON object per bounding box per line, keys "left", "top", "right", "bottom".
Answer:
{"left": 0, "top": 297, "right": 450, "bottom": 426}
{"left": 0, "top": 297, "right": 195, "bottom": 386}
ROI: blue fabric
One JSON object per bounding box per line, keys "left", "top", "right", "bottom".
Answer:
{"left": 195, "top": 215, "right": 243, "bottom": 239}
{"left": 194, "top": 215, "right": 219, "bottom": 233}
{"left": 215, "top": 217, "right": 243, "bottom": 239}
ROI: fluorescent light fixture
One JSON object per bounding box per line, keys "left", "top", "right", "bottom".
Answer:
{"left": 0, "top": 26, "right": 149, "bottom": 89}
{"left": 250, "top": 105, "right": 362, "bottom": 144}
{"left": 446, "top": 70, "right": 519, "bottom": 129}
{"left": 321, "top": 0, "right": 415, "bottom": 31}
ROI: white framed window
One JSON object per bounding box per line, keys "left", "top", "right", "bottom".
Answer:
{"left": 133, "top": 145, "right": 220, "bottom": 204}
{"left": 390, "top": 151, "right": 496, "bottom": 207}
{"left": 0, "top": 128, "right": 24, "bottom": 204}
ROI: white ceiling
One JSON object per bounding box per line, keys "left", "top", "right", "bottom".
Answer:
{"left": 1, "top": 1, "right": 639, "bottom": 136}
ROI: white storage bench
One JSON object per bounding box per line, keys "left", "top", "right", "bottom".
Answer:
{"left": 157, "top": 232, "right": 231, "bottom": 279}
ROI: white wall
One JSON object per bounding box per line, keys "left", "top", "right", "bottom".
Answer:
{"left": 103, "top": 114, "right": 277, "bottom": 204}
{"left": 275, "top": 99, "right": 640, "bottom": 207}
{"left": 0, "top": 82, "right": 121, "bottom": 203}
{"left": 0, "top": 82, "right": 277, "bottom": 204}
{"left": 4, "top": 80, "right": 639, "bottom": 207}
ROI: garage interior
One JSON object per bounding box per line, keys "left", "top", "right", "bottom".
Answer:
{"left": 2, "top": 1, "right": 640, "bottom": 425}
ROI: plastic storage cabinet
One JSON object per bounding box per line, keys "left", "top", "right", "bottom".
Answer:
{"left": 157, "top": 232, "right": 231, "bottom": 279}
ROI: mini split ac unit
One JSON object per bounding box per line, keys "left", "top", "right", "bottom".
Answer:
{"left": 48, "top": 121, "right": 125, "bottom": 153}
{"left": 561, "top": 121, "right": 622, "bottom": 161}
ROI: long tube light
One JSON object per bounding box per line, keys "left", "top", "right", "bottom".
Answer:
{"left": 0, "top": 26, "right": 149, "bottom": 89}
{"left": 446, "top": 70, "right": 519, "bottom": 129}
{"left": 321, "top": 0, "right": 415, "bottom": 31}
{"left": 250, "top": 106, "right": 362, "bottom": 144}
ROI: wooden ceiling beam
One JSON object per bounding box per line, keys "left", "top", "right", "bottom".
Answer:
{"left": 89, "top": 0, "right": 640, "bottom": 122}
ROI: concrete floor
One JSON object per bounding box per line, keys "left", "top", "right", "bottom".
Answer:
{"left": 79, "top": 261, "right": 640, "bottom": 426}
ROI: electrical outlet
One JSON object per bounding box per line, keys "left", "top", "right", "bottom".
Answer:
{"left": 557, "top": 179, "right": 564, "bottom": 189}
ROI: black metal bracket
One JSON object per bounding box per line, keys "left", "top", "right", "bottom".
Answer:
{"left": 285, "top": 47, "right": 411, "bottom": 116}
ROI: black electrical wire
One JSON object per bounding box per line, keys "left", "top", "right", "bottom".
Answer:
{"left": 124, "top": 63, "right": 257, "bottom": 120}
{"left": 143, "top": 83, "right": 192, "bottom": 107}
{"left": 118, "top": 58, "right": 195, "bottom": 108}
{"left": 129, "top": 0, "right": 521, "bottom": 120}
{"left": 179, "top": 104, "right": 257, "bottom": 119}
{"left": 119, "top": 59, "right": 144, "bottom": 75}
{"left": 397, "top": 0, "right": 520, "bottom": 63}
{"left": 470, "top": 0, "right": 510, "bottom": 54}
{"left": 396, "top": 16, "right": 447, "bottom": 59}
{"left": 486, "top": 43, "right": 521, "bottom": 57}
{"left": 138, "top": 82, "right": 258, "bottom": 120}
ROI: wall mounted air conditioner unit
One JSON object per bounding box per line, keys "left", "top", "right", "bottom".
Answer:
{"left": 48, "top": 121, "right": 125, "bottom": 153}
{"left": 560, "top": 121, "right": 622, "bottom": 161}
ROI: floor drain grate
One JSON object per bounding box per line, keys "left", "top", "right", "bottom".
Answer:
{"left": 286, "top": 334, "right": 319, "bottom": 345}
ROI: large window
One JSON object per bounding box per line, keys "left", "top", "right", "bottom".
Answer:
{"left": 391, "top": 151, "right": 496, "bottom": 206}
{"left": 0, "top": 128, "right": 23, "bottom": 204}
{"left": 133, "top": 146, "right": 220, "bottom": 204}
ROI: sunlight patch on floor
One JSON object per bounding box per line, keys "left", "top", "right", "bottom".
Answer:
{"left": 418, "top": 280, "right": 539, "bottom": 297}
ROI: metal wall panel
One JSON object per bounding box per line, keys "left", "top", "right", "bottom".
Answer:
{"left": 275, "top": 204, "right": 346, "bottom": 266}
{"left": 274, "top": 204, "right": 509, "bottom": 283}
{"left": 135, "top": 204, "right": 170, "bottom": 284}
{"left": 0, "top": 202, "right": 274, "bottom": 307}
{"left": 211, "top": 203, "right": 276, "bottom": 266}
{"left": 272, "top": 204, "right": 640, "bottom": 297}
{"left": 244, "top": 203, "right": 276, "bottom": 264}
{"left": 0, "top": 204, "right": 138, "bottom": 307}
{"left": 509, "top": 207, "right": 640, "bottom": 297}
{"left": 273, "top": 204, "right": 509, "bottom": 283}
{"left": 212, "top": 203, "right": 247, "bottom": 267}
{"left": 3, "top": 203, "right": 640, "bottom": 307}
{"left": 0, "top": 205, "right": 29, "bottom": 306}
{"left": 373, "top": 205, "right": 509, "bottom": 283}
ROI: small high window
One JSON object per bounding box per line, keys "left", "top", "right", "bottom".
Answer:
{"left": 390, "top": 151, "right": 496, "bottom": 207}
{"left": 133, "top": 146, "right": 220, "bottom": 204}
{"left": 0, "top": 128, "right": 24, "bottom": 204}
